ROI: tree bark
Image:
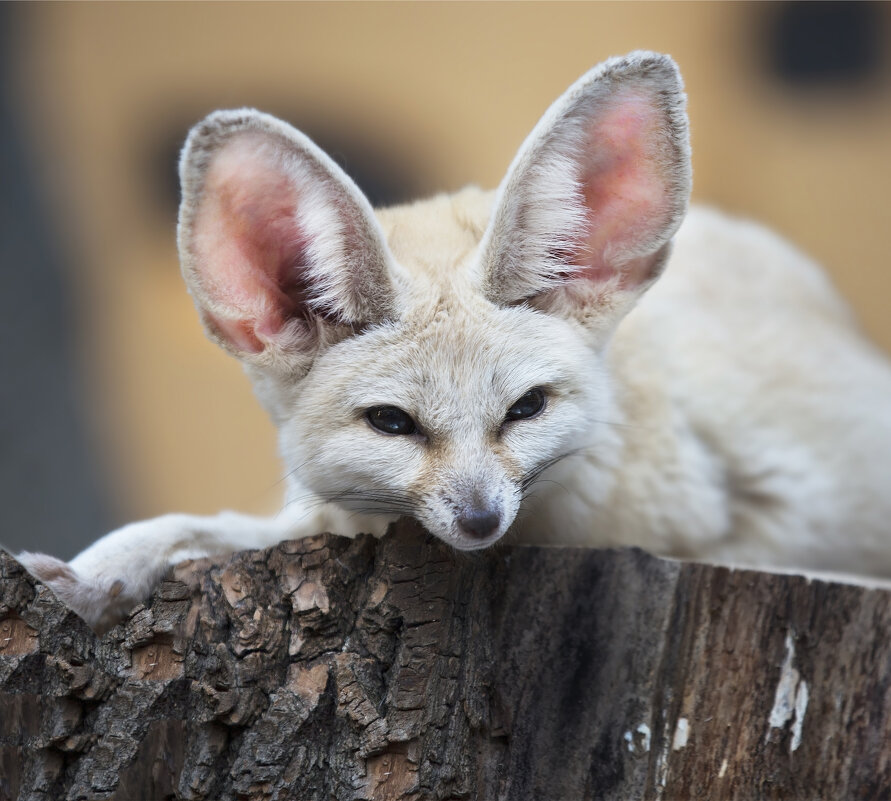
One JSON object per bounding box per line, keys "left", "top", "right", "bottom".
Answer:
{"left": 2, "top": 520, "right": 890, "bottom": 800}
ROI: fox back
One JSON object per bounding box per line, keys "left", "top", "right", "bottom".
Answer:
{"left": 174, "top": 51, "right": 891, "bottom": 577}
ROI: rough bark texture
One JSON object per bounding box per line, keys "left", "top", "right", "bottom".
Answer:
{"left": 2, "top": 520, "right": 890, "bottom": 800}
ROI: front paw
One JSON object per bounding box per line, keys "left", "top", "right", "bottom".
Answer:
{"left": 17, "top": 552, "right": 134, "bottom": 632}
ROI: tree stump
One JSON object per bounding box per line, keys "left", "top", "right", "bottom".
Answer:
{"left": 1, "top": 520, "right": 890, "bottom": 800}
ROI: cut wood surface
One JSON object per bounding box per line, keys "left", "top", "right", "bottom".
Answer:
{"left": 1, "top": 520, "right": 890, "bottom": 800}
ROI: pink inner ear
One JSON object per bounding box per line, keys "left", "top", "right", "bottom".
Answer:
{"left": 192, "top": 136, "right": 313, "bottom": 353}
{"left": 574, "top": 91, "right": 673, "bottom": 288}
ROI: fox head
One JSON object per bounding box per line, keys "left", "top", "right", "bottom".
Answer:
{"left": 177, "top": 51, "right": 691, "bottom": 550}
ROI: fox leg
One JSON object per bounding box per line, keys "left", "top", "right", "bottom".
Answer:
{"left": 18, "top": 504, "right": 391, "bottom": 631}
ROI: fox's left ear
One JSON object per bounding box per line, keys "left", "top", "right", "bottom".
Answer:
{"left": 177, "top": 109, "right": 399, "bottom": 375}
{"left": 480, "top": 51, "right": 691, "bottom": 338}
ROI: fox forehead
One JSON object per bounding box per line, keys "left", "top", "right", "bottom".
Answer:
{"left": 374, "top": 186, "right": 495, "bottom": 281}
{"left": 288, "top": 188, "right": 592, "bottom": 426}
{"left": 307, "top": 291, "right": 594, "bottom": 432}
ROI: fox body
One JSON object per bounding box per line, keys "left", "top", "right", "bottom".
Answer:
{"left": 21, "top": 52, "right": 891, "bottom": 629}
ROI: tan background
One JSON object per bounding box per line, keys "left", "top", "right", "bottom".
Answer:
{"left": 9, "top": 2, "right": 891, "bottom": 540}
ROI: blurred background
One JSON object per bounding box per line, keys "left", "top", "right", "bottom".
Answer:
{"left": 1, "top": 2, "right": 889, "bottom": 557}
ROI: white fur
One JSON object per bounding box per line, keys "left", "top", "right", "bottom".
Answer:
{"left": 19, "top": 52, "right": 891, "bottom": 629}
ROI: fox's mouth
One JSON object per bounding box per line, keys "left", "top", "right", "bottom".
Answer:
{"left": 447, "top": 530, "right": 505, "bottom": 552}
{"left": 429, "top": 511, "right": 511, "bottom": 552}
{"left": 420, "top": 494, "right": 514, "bottom": 552}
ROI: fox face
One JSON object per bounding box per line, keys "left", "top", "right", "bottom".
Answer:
{"left": 279, "top": 281, "right": 615, "bottom": 549}
{"left": 177, "top": 52, "right": 691, "bottom": 551}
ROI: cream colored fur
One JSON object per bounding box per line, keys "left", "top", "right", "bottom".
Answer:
{"left": 20, "top": 52, "right": 891, "bottom": 630}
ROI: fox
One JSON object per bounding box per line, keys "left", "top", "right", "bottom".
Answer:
{"left": 18, "top": 51, "right": 891, "bottom": 630}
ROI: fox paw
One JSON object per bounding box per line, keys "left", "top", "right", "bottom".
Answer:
{"left": 17, "top": 552, "right": 133, "bottom": 632}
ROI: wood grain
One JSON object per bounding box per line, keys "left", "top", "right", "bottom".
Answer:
{"left": 2, "top": 520, "right": 889, "bottom": 800}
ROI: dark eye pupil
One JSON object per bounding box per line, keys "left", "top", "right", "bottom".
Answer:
{"left": 505, "top": 388, "right": 546, "bottom": 422}
{"left": 366, "top": 406, "right": 417, "bottom": 435}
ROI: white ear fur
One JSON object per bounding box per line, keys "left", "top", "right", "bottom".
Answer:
{"left": 479, "top": 51, "right": 692, "bottom": 336}
{"left": 177, "top": 109, "right": 398, "bottom": 370}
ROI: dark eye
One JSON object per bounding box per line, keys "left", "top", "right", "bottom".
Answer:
{"left": 365, "top": 406, "right": 418, "bottom": 436}
{"left": 504, "top": 387, "right": 546, "bottom": 423}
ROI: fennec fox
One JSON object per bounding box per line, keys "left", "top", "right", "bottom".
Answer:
{"left": 20, "top": 52, "right": 891, "bottom": 629}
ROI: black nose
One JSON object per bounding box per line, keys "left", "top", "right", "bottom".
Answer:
{"left": 457, "top": 509, "right": 501, "bottom": 540}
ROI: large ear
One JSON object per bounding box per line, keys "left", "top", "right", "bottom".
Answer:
{"left": 479, "top": 52, "right": 691, "bottom": 337}
{"left": 177, "top": 109, "right": 398, "bottom": 371}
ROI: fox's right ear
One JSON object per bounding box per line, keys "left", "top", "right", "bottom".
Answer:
{"left": 178, "top": 109, "right": 398, "bottom": 371}
{"left": 479, "top": 52, "right": 691, "bottom": 342}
